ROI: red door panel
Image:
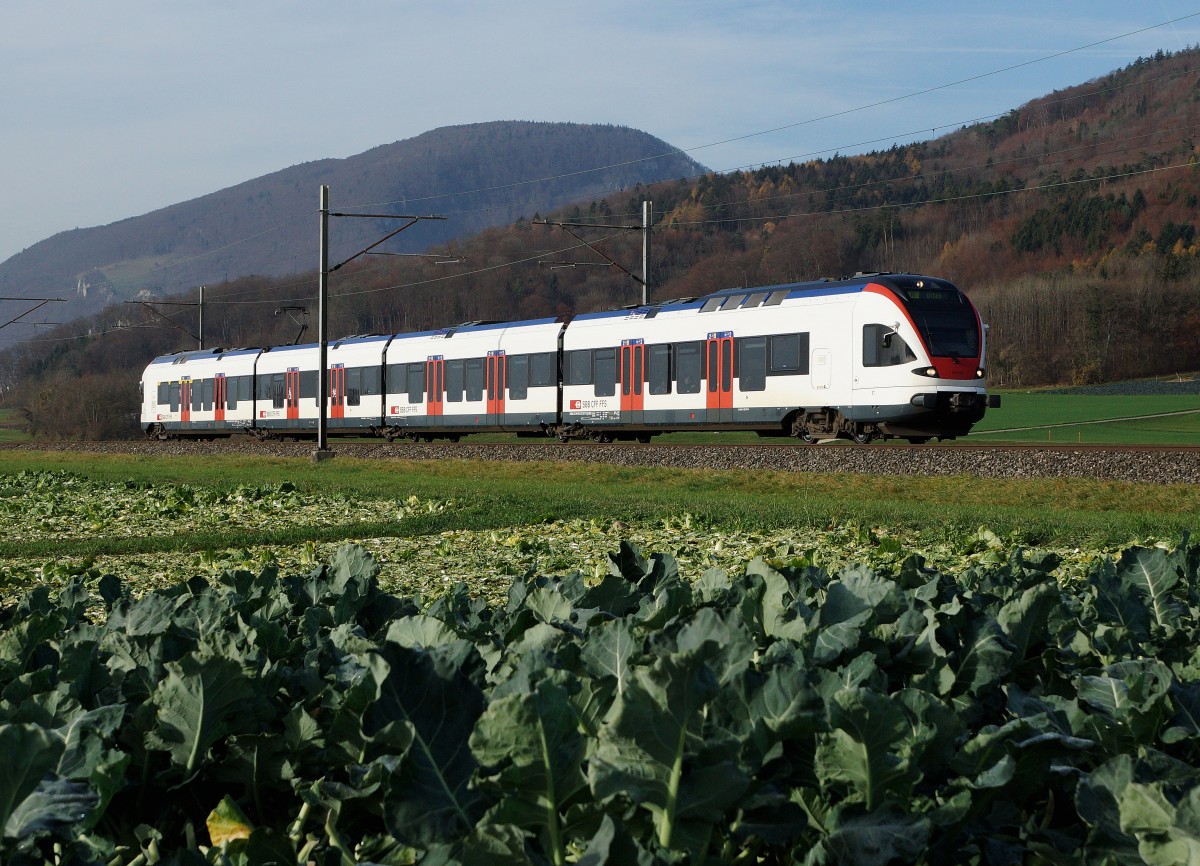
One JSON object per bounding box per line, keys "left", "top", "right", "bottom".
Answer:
{"left": 427, "top": 358, "right": 444, "bottom": 418}
{"left": 619, "top": 342, "right": 645, "bottom": 412}
{"left": 486, "top": 352, "right": 506, "bottom": 419}
{"left": 286, "top": 368, "right": 301, "bottom": 420}
{"left": 180, "top": 380, "right": 192, "bottom": 423}
{"left": 330, "top": 365, "right": 346, "bottom": 420}
{"left": 215, "top": 375, "right": 226, "bottom": 423}
{"left": 706, "top": 334, "right": 734, "bottom": 418}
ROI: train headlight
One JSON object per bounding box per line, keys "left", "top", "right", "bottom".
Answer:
{"left": 975, "top": 368, "right": 985, "bottom": 378}
{"left": 913, "top": 366, "right": 939, "bottom": 378}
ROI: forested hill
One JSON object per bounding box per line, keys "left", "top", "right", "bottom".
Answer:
{"left": 9, "top": 47, "right": 1200, "bottom": 436}
{"left": 0, "top": 121, "right": 706, "bottom": 321}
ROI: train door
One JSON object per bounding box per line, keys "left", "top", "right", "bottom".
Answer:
{"left": 214, "top": 375, "right": 226, "bottom": 423}
{"left": 705, "top": 333, "right": 734, "bottom": 423}
{"left": 426, "top": 357, "right": 444, "bottom": 424}
{"left": 180, "top": 379, "right": 192, "bottom": 424}
{"left": 486, "top": 351, "right": 506, "bottom": 424}
{"left": 619, "top": 340, "right": 645, "bottom": 425}
{"left": 286, "top": 368, "right": 301, "bottom": 420}
{"left": 330, "top": 365, "right": 346, "bottom": 420}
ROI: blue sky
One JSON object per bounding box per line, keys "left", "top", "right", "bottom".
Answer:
{"left": 3, "top": 1, "right": 1198, "bottom": 265}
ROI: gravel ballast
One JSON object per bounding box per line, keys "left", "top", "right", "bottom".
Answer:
{"left": 5, "top": 440, "right": 1198, "bottom": 484}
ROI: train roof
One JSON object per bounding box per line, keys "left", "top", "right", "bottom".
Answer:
{"left": 146, "top": 347, "right": 262, "bottom": 366}
{"left": 145, "top": 274, "right": 963, "bottom": 367}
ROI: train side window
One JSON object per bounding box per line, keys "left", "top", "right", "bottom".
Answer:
{"left": 863, "top": 324, "right": 917, "bottom": 367}
{"left": 346, "top": 367, "right": 362, "bottom": 406}
{"left": 675, "top": 342, "right": 702, "bottom": 393}
{"left": 445, "top": 359, "right": 465, "bottom": 402}
{"left": 465, "top": 358, "right": 485, "bottom": 402}
{"left": 738, "top": 337, "right": 767, "bottom": 391}
{"left": 201, "top": 378, "right": 214, "bottom": 411}
{"left": 508, "top": 354, "right": 529, "bottom": 400}
{"left": 647, "top": 343, "right": 672, "bottom": 394}
{"left": 271, "top": 373, "right": 286, "bottom": 409}
{"left": 301, "top": 370, "right": 318, "bottom": 405}
{"left": 157, "top": 382, "right": 169, "bottom": 405}
{"left": 745, "top": 292, "right": 768, "bottom": 308}
{"left": 530, "top": 352, "right": 554, "bottom": 387}
{"left": 191, "top": 381, "right": 203, "bottom": 411}
{"left": 700, "top": 297, "right": 724, "bottom": 313}
{"left": 169, "top": 382, "right": 180, "bottom": 412}
{"left": 407, "top": 363, "right": 426, "bottom": 403}
{"left": 225, "top": 375, "right": 242, "bottom": 410}
{"left": 593, "top": 348, "right": 616, "bottom": 397}
{"left": 565, "top": 350, "right": 593, "bottom": 385}
{"left": 769, "top": 333, "right": 808, "bottom": 374}
{"left": 360, "top": 366, "right": 382, "bottom": 396}
{"left": 764, "top": 291, "right": 787, "bottom": 306}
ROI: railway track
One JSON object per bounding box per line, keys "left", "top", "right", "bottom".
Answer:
{"left": 3, "top": 439, "right": 1199, "bottom": 484}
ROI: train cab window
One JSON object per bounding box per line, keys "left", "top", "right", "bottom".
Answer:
{"left": 593, "top": 348, "right": 617, "bottom": 397}
{"left": 406, "top": 363, "right": 426, "bottom": 404}
{"left": 445, "top": 359, "right": 465, "bottom": 402}
{"left": 764, "top": 291, "right": 788, "bottom": 306}
{"left": 465, "top": 358, "right": 485, "bottom": 402}
{"left": 738, "top": 337, "right": 767, "bottom": 391}
{"left": 530, "top": 352, "right": 554, "bottom": 387}
{"left": 675, "top": 342, "right": 703, "bottom": 393}
{"left": 508, "top": 355, "right": 529, "bottom": 400}
{"left": 647, "top": 344, "right": 672, "bottom": 394}
{"left": 565, "top": 350, "right": 593, "bottom": 385}
{"left": 863, "top": 324, "right": 917, "bottom": 367}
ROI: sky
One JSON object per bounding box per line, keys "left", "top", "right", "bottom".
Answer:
{"left": 3, "top": 1, "right": 1200, "bottom": 267}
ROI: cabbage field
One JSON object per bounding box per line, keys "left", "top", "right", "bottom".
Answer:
{"left": 3, "top": 468, "right": 1200, "bottom": 864}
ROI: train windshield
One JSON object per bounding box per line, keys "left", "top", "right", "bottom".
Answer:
{"left": 900, "top": 288, "right": 979, "bottom": 358}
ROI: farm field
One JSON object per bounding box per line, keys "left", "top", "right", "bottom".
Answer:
{"left": 3, "top": 447, "right": 1200, "bottom": 863}
{"left": 967, "top": 390, "right": 1200, "bottom": 445}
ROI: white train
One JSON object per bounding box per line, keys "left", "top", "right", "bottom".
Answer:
{"left": 140, "top": 273, "right": 999, "bottom": 444}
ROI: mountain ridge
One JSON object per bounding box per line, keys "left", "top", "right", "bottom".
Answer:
{"left": 0, "top": 121, "right": 707, "bottom": 327}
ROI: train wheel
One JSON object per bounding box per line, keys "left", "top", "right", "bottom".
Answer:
{"left": 798, "top": 430, "right": 818, "bottom": 445}
{"left": 850, "top": 429, "right": 876, "bottom": 445}
{"left": 636, "top": 434, "right": 651, "bottom": 444}
{"left": 596, "top": 432, "right": 613, "bottom": 444}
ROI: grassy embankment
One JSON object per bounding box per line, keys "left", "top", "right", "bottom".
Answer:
{"left": 0, "top": 446, "right": 1196, "bottom": 566}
